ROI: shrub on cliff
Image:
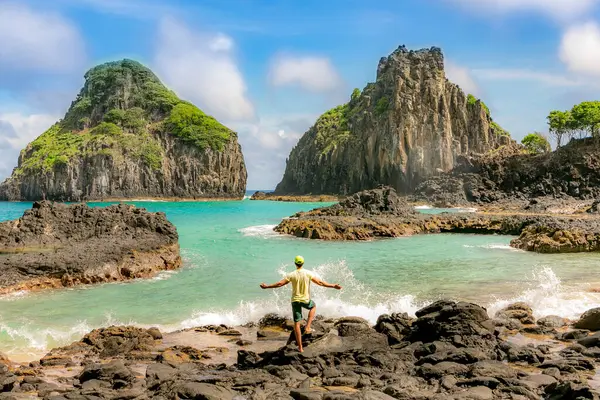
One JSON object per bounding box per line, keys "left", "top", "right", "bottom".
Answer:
{"left": 521, "top": 132, "right": 551, "bottom": 154}
{"left": 467, "top": 94, "right": 490, "bottom": 116}
{"left": 164, "top": 103, "right": 231, "bottom": 151}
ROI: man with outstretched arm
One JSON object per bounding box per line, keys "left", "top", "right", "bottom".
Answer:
{"left": 260, "top": 255, "right": 342, "bottom": 352}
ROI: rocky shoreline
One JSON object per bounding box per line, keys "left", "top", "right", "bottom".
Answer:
{"left": 0, "top": 201, "right": 181, "bottom": 295}
{"left": 4, "top": 300, "right": 600, "bottom": 399}
{"left": 250, "top": 191, "right": 340, "bottom": 202}
{"left": 274, "top": 187, "right": 600, "bottom": 253}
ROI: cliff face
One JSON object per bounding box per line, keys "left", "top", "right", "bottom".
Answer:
{"left": 274, "top": 46, "right": 509, "bottom": 195}
{"left": 0, "top": 60, "right": 247, "bottom": 201}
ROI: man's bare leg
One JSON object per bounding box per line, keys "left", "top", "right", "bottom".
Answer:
{"left": 294, "top": 322, "right": 303, "bottom": 352}
{"left": 305, "top": 306, "right": 316, "bottom": 334}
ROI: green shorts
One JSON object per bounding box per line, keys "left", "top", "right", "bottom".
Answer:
{"left": 291, "top": 300, "right": 315, "bottom": 322}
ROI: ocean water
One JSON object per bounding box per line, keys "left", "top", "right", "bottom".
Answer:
{"left": 1, "top": 197, "right": 600, "bottom": 359}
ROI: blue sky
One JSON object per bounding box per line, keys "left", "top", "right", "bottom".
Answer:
{"left": 1, "top": 0, "right": 599, "bottom": 189}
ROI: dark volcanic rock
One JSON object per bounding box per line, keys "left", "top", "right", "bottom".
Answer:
{"left": 0, "top": 201, "right": 181, "bottom": 293}
{"left": 408, "top": 301, "right": 497, "bottom": 356}
{"left": 11, "top": 303, "right": 600, "bottom": 400}
{"left": 414, "top": 138, "right": 600, "bottom": 205}
{"left": 275, "top": 187, "right": 600, "bottom": 254}
{"left": 576, "top": 308, "right": 600, "bottom": 331}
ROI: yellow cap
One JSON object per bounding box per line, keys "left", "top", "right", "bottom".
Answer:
{"left": 294, "top": 255, "right": 304, "bottom": 265}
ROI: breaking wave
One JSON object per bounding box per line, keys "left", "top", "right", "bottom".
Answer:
{"left": 238, "top": 225, "right": 279, "bottom": 238}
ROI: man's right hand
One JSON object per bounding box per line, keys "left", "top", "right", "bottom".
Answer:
{"left": 333, "top": 284, "right": 342, "bottom": 290}
{"left": 260, "top": 283, "right": 268, "bottom": 289}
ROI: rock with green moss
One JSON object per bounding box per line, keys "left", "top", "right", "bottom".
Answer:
{"left": 275, "top": 46, "right": 510, "bottom": 195}
{"left": 0, "top": 59, "right": 247, "bottom": 201}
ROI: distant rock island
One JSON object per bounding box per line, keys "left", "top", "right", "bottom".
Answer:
{"left": 0, "top": 201, "right": 180, "bottom": 294}
{"left": 274, "top": 46, "right": 510, "bottom": 196}
{"left": 0, "top": 59, "right": 247, "bottom": 201}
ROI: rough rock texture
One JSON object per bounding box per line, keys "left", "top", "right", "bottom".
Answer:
{"left": 0, "top": 201, "right": 180, "bottom": 293}
{"left": 413, "top": 138, "right": 600, "bottom": 206}
{"left": 275, "top": 187, "right": 600, "bottom": 253}
{"left": 250, "top": 191, "right": 340, "bottom": 202}
{"left": 274, "top": 46, "right": 509, "bottom": 196}
{"left": 0, "top": 59, "right": 247, "bottom": 201}
{"left": 8, "top": 301, "right": 600, "bottom": 399}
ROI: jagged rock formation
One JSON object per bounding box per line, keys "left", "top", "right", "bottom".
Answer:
{"left": 274, "top": 187, "right": 600, "bottom": 253}
{"left": 0, "top": 60, "right": 247, "bottom": 201}
{"left": 413, "top": 138, "right": 600, "bottom": 206}
{"left": 0, "top": 201, "right": 180, "bottom": 293}
{"left": 274, "top": 46, "right": 509, "bottom": 196}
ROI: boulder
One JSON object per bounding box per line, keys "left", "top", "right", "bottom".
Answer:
{"left": 575, "top": 308, "right": 600, "bottom": 331}
{"left": 495, "top": 303, "right": 535, "bottom": 325}
{"left": 409, "top": 301, "right": 497, "bottom": 356}
{"left": 538, "top": 315, "right": 567, "bottom": 328}
{"left": 375, "top": 313, "right": 414, "bottom": 345}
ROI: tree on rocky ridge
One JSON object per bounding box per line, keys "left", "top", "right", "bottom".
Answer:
{"left": 521, "top": 132, "right": 551, "bottom": 154}
{"left": 547, "top": 110, "right": 573, "bottom": 147}
{"left": 571, "top": 101, "right": 600, "bottom": 138}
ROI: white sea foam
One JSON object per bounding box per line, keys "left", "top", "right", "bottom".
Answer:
{"left": 151, "top": 270, "right": 179, "bottom": 281}
{"left": 238, "top": 225, "right": 279, "bottom": 238}
{"left": 177, "top": 260, "right": 427, "bottom": 328}
{"left": 452, "top": 207, "right": 477, "bottom": 213}
{"left": 2, "top": 262, "right": 598, "bottom": 357}
{"left": 243, "top": 195, "right": 250, "bottom": 200}
{"left": 487, "top": 266, "right": 600, "bottom": 320}
{"left": 0, "top": 313, "right": 141, "bottom": 357}
{"left": 463, "top": 244, "right": 520, "bottom": 251}
{"left": 0, "top": 290, "right": 30, "bottom": 301}
{"left": 414, "top": 205, "right": 433, "bottom": 210}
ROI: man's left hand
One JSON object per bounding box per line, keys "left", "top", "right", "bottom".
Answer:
{"left": 260, "top": 283, "right": 268, "bottom": 289}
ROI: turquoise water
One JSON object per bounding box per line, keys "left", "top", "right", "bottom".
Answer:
{"left": 1, "top": 199, "right": 600, "bottom": 359}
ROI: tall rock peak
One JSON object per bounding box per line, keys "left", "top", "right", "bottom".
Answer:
{"left": 274, "top": 46, "right": 509, "bottom": 196}
{"left": 0, "top": 59, "right": 247, "bottom": 201}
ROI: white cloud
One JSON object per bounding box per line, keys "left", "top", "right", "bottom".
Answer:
{"left": 0, "top": 3, "right": 85, "bottom": 72}
{"left": 445, "top": 61, "right": 480, "bottom": 96}
{"left": 230, "top": 114, "right": 316, "bottom": 189}
{"left": 559, "top": 22, "right": 600, "bottom": 76}
{"left": 154, "top": 17, "right": 254, "bottom": 121}
{"left": 447, "top": 0, "right": 598, "bottom": 20}
{"left": 269, "top": 55, "right": 343, "bottom": 92}
{"left": 0, "top": 113, "right": 57, "bottom": 179}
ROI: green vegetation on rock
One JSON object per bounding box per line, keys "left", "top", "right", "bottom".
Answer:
{"left": 467, "top": 94, "right": 490, "bottom": 116}
{"left": 16, "top": 59, "right": 234, "bottom": 177}
{"left": 19, "top": 124, "right": 83, "bottom": 174}
{"left": 521, "top": 132, "right": 551, "bottom": 154}
{"left": 315, "top": 104, "right": 352, "bottom": 155}
{"left": 165, "top": 103, "right": 232, "bottom": 151}
{"left": 375, "top": 96, "right": 390, "bottom": 116}
{"left": 491, "top": 121, "right": 510, "bottom": 138}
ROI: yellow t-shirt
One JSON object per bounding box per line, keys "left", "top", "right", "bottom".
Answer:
{"left": 285, "top": 268, "right": 314, "bottom": 303}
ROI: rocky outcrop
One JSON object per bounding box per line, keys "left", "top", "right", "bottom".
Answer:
{"left": 275, "top": 187, "right": 600, "bottom": 253}
{"left": 6, "top": 301, "right": 600, "bottom": 399}
{"left": 0, "top": 59, "right": 247, "bottom": 201}
{"left": 250, "top": 191, "right": 340, "bottom": 202}
{"left": 274, "top": 46, "right": 510, "bottom": 196}
{"left": 0, "top": 201, "right": 181, "bottom": 293}
{"left": 413, "top": 138, "right": 600, "bottom": 206}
